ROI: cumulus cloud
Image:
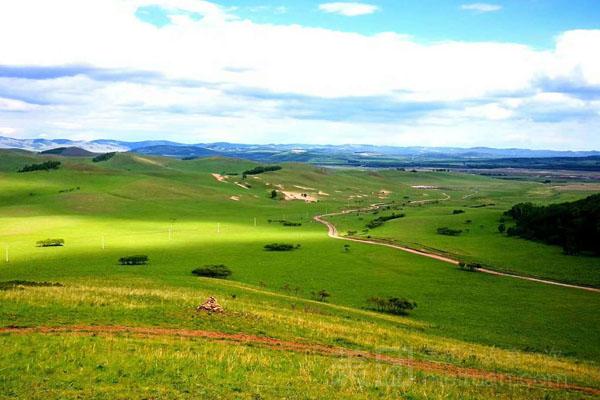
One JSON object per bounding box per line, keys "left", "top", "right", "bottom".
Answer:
{"left": 0, "top": 0, "right": 598, "bottom": 148}
{"left": 318, "top": 2, "right": 379, "bottom": 16}
{"left": 461, "top": 3, "right": 502, "bottom": 13}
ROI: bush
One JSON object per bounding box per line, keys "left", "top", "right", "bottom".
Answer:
{"left": 18, "top": 161, "right": 61, "bottom": 173}
{"left": 192, "top": 265, "right": 232, "bottom": 278}
{"left": 367, "top": 296, "right": 417, "bottom": 315}
{"left": 270, "top": 189, "right": 278, "bottom": 199}
{"left": 264, "top": 243, "right": 299, "bottom": 251}
{"left": 36, "top": 238, "right": 64, "bottom": 247}
{"left": 498, "top": 223, "right": 506, "bottom": 233}
{"left": 243, "top": 165, "right": 282, "bottom": 178}
{"left": 118, "top": 255, "right": 149, "bottom": 265}
{"left": 366, "top": 213, "right": 405, "bottom": 229}
{"left": 92, "top": 152, "right": 116, "bottom": 162}
{"left": 458, "top": 262, "right": 480, "bottom": 272}
{"left": 312, "top": 289, "right": 330, "bottom": 302}
{"left": 452, "top": 209, "right": 465, "bottom": 215}
{"left": 436, "top": 227, "right": 462, "bottom": 236}
{"left": 281, "top": 220, "right": 302, "bottom": 227}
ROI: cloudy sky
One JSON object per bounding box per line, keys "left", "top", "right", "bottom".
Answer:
{"left": 0, "top": 0, "right": 599, "bottom": 149}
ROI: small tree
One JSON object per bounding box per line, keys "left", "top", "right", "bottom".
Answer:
{"left": 270, "top": 189, "right": 278, "bottom": 199}
{"left": 192, "top": 265, "right": 232, "bottom": 279}
{"left": 317, "top": 290, "right": 330, "bottom": 302}
{"left": 118, "top": 255, "right": 149, "bottom": 265}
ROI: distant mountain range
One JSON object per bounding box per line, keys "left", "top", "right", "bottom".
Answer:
{"left": 1, "top": 136, "right": 598, "bottom": 161}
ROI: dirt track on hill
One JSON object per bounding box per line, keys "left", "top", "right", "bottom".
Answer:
{"left": 1, "top": 325, "right": 598, "bottom": 395}
{"left": 313, "top": 206, "right": 600, "bottom": 293}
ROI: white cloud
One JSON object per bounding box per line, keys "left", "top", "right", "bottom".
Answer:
{"left": 0, "top": 97, "right": 39, "bottom": 111}
{"left": 0, "top": 127, "right": 17, "bottom": 136}
{"left": 461, "top": 3, "right": 502, "bottom": 13}
{"left": 0, "top": 0, "right": 598, "bottom": 149}
{"left": 318, "top": 2, "right": 379, "bottom": 16}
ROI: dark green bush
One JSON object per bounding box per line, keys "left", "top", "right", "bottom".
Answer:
{"left": 367, "top": 296, "right": 417, "bottom": 315}
{"left": 36, "top": 238, "right": 64, "bottom": 247}
{"left": 458, "top": 262, "right": 480, "bottom": 272}
{"left": 264, "top": 243, "right": 298, "bottom": 251}
{"left": 118, "top": 255, "right": 149, "bottom": 265}
{"left": 436, "top": 227, "right": 462, "bottom": 236}
{"left": 452, "top": 209, "right": 465, "bottom": 215}
{"left": 243, "top": 165, "right": 282, "bottom": 178}
{"left": 192, "top": 265, "right": 232, "bottom": 279}
{"left": 366, "top": 213, "right": 405, "bottom": 229}
{"left": 18, "top": 161, "right": 61, "bottom": 173}
{"left": 92, "top": 152, "right": 116, "bottom": 162}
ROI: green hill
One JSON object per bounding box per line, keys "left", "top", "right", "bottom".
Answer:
{"left": 0, "top": 150, "right": 598, "bottom": 399}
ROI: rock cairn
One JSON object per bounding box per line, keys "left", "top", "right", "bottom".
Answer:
{"left": 197, "top": 296, "right": 224, "bottom": 313}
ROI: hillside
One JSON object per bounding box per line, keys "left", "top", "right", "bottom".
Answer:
{"left": 0, "top": 150, "right": 599, "bottom": 399}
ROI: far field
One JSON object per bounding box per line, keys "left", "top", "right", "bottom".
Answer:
{"left": 0, "top": 149, "right": 598, "bottom": 399}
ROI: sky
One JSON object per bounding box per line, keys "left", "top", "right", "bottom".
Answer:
{"left": 0, "top": 0, "right": 599, "bottom": 149}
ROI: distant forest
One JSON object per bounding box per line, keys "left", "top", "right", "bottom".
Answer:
{"left": 504, "top": 194, "right": 600, "bottom": 256}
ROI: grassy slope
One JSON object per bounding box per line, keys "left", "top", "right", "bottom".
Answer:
{"left": 329, "top": 170, "right": 600, "bottom": 287}
{"left": 0, "top": 150, "right": 599, "bottom": 398}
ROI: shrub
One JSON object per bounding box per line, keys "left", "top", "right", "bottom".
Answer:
{"left": 270, "top": 189, "right": 278, "bottom": 199}
{"left": 312, "top": 289, "right": 330, "bottom": 302}
{"left": 92, "top": 152, "right": 116, "bottom": 162}
{"left": 367, "top": 296, "right": 417, "bottom": 315}
{"left": 243, "top": 165, "right": 282, "bottom": 178}
{"left": 436, "top": 227, "right": 462, "bottom": 236}
{"left": 281, "top": 221, "right": 302, "bottom": 227}
{"left": 264, "top": 243, "right": 298, "bottom": 251}
{"left": 366, "top": 212, "right": 405, "bottom": 229}
{"left": 498, "top": 223, "right": 506, "bottom": 233}
{"left": 459, "top": 262, "right": 480, "bottom": 272}
{"left": 192, "top": 265, "right": 232, "bottom": 279}
{"left": 18, "top": 161, "right": 61, "bottom": 173}
{"left": 118, "top": 255, "right": 149, "bottom": 265}
{"left": 36, "top": 238, "right": 64, "bottom": 247}
{"left": 452, "top": 209, "right": 465, "bottom": 215}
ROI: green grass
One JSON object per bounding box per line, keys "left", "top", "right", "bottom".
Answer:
{"left": 0, "top": 150, "right": 599, "bottom": 398}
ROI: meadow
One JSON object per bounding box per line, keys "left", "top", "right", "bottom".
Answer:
{"left": 0, "top": 150, "right": 598, "bottom": 399}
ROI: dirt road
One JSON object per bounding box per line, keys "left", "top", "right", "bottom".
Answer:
{"left": 314, "top": 206, "right": 600, "bottom": 293}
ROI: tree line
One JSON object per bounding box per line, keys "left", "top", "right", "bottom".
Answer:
{"left": 242, "top": 165, "right": 282, "bottom": 178}
{"left": 503, "top": 194, "right": 600, "bottom": 255}
{"left": 18, "top": 161, "right": 61, "bottom": 173}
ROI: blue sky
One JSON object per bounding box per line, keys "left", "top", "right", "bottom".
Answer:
{"left": 139, "top": 0, "right": 600, "bottom": 48}
{"left": 0, "top": 0, "right": 599, "bottom": 149}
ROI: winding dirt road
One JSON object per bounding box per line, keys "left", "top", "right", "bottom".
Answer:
{"left": 1, "top": 325, "right": 598, "bottom": 395}
{"left": 314, "top": 206, "right": 600, "bottom": 293}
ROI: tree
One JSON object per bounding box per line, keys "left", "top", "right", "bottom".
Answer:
{"left": 317, "top": 290, "right": 330, "bottom": 302}
{"left": 192, "top": 265, "right": 232, "bottom": 279}
{"left": 118, "top": 255, "right": 149, "bottom": 265}
{"left": 270, "top": 189, "right": 278, "bottom": 199}
{"left": 367, "top": 296, "right": 417, "bottom": 315}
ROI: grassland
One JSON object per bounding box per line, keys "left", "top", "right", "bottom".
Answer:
{"left": 0, "top": 149, "right": 598, "bottom": 399}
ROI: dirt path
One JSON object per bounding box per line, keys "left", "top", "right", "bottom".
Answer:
{"left": 314, "top": 206, "right": 600, "bottom": 293}
{"left": 1, "top": 325, "right": 597, "bottom": 395}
